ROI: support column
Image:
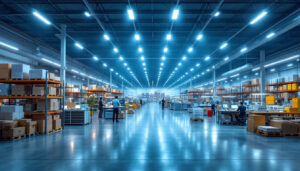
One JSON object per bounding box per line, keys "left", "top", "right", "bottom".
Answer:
{"left": 110, "top": 70, "right": 112, "bottom": 93}
{"left": 60, "top": 24, "right": 66, "bottom": 128}
{"left": 260, "top": 50, "right": 266, "bottom": 103}
{"left": 213, "top": 68, "right": 216, "bottom": 98}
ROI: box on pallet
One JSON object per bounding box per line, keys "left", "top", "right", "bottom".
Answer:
{"left": 53, "top": 118, "right": 62, "bottom": 130}
{"left": 0, "top": 63, "right": 11, "bottom": 80}
{"left": 247, "top": 115, "right": 265, "bottom": 133}
{"left": 23, "top": 103, "right": 36, "bottom": 113}
{"left": 270, "top": 120, "right": 298, "bottom": 135}
{"left": 29, "top": 69, "right": 47, "bottom": 80}
{"left": 2, "top": 127, "right": 25, "bottom": 139}
{"left": 11, "top": 85, "right": 31, "bottom": 96}
{"left": 0, "top": 83, "right": 10, "bottom": 96}
{"left": 32, "top": 85, "right": 56, "bottom": 96}
{"left": 0, "top": 105, "right": 24, "bottom": 120}
{"left": 32, "top": 114, "right": 53, "bottom": 133}
{"left": 18, "top": 119, "right": 37, "bottom": 135}
{"left": 36, "top": 99, "right": 59, "bottom": 111}
{"left": 11, "top": 64, "right": 30, "bottom": 79}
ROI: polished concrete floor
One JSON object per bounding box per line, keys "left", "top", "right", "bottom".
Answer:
{"left": 1, "top": 103, "right": 300, "bottom": 170}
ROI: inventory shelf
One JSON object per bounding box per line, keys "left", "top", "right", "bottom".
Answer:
{"left": 0, "top": 96, "right": 63, "bottom": 99}
{"left": 242, "top": 84, "right": 259, "bottom": 87}
{"left": 0, "top": 79, "right": 63, "bottom": 85}
{"left": 268, "top": 90, "right": 299, "bottom": 93}
{"left": 267, "top": 81, "right": 300, "bottom": 86}
{"left": 24, "top": 110, "right": 63, "bottom": 115}
{"left": 86, "top": 90, "right": 107, "bottom": 93}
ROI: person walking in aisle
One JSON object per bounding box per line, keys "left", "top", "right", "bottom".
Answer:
{"left": 112, "top": 96, "right": 121, "bottom": 123}
{"left": 236, "top": 102, "right": 246, "bottom": 125}
{"left": 210, "top": 98, "right": 215, "bottom": 115}
{"left": 161, "top": 98, "right": 165, "bottom": 109}
{"left": 98, "top": 97, "right": 104, "bottom": 118}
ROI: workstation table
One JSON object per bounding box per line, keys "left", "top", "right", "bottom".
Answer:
{"left": 218, "top": 110, "right": 240, "bottom": 124}
{"left": 103, "top": 106, "right": 125, "bottom": 119}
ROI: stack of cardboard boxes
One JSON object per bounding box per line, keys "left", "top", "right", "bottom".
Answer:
{"left": 31, "top": 114, "right": 61, "bottom": 133}
{"left": 11, "top": 85, "right": 31, "bottom": 96}
{"left": 18, "top": 119, "right": 37, "bottom": 136}
{"left": 29, "top": 69, "right": 47, "bottom": 79}
{"left": 0, "top": 105, "right": 24, "bottom": 120}
{"left": 32, "top": 85, "right": 56, "bottom": 96}
{"left": 11, "top": 64, "right": 30, "bottom": 79}
{"left": 0, "top": 63, "right": 11, "bottom": 80}
{"left": 0, "top": 120, "right": 25, "bottom": 140}
{"left": 270, "top": 120, "right": 299, "bottom": 136}
{"left": 36, "top": 99, "right": 59, "bottom": 111}
{"left": 247, "top": 115, "right": 266, "bottom": 133}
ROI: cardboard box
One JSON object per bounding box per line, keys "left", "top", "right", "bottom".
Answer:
{"left": 18, "top": 119, "right": 37, "bottom": 135}
{"left": 253, "top": 78, "right": 259, "bottom": 85}
{"left": 0, "top": 63, "right": 11, "bottom": 80}
{"left": 270, "top": 120, "right": 298, "bottom": 135}
{"left": 36, "top": 99, "right": 59, "bottom": 111}
{"left": 29, "top": 69, "right": 47, "bottom": 79}
{"left": 292, "top": 98, "right": 300, "bottom": 108}
{"left": 11, "top": 64, "right": 30, "bottom": 79}
{"left": 32, "top": 85, "right": 56, "bottom": 96}
{"left": 11, "top": 85, "right": 31, "bottom": 96}
{"left": 0, "top": 83, "right": 10, "bottom": 96}
{"left": 52, "top": 118, "right": 61, "bottom": 130}
{"left": 1, "top": 120, "right": 18, "bottom": 129}
{"left": 48, "top": 72, "right": 55, "bottom": 80}
{"left": 53, "top": 115, "right": 60, "bottom": 120}
{"left": 247, "top": 115, "right": 265, "bottom": 133}
{"left": 2, "top": 127, "right": 25, "bottom": 139}
{"left": 0, "top": 105, "right": 24, "bottom": 120}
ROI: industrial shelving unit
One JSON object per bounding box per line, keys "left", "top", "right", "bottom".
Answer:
{"left": 267, "top": 80, "right": 299, "bottom": 101}
{"left": 0, "top": 78, "right": 64, "bottom": 134}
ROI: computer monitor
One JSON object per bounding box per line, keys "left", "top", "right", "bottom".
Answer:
{"left": 231, "top": 105, "right": 238, "bottom": 110}
{"left": 223, "top": 104, "right": 229, "bottom": 109}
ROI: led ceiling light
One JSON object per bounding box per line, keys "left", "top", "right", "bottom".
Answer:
{"left": 175, "top": 67, "right": 178, "bottom": 70}
{"left": 163, "top": 47, "right": 168, "bottom": 53}
{"left": 104, "top": 34, "right": 110, "bottom": 40}
{"left": 224, "top": 56, "right": 229, "bottom": 61}
{"left": 266, "top": 32, "right": 275, "bottom": 39}
{"left": 127, "top": 67, "right": 130, "bottom": 70}
{"left": 162, "top": 56, "right": 166, "bottom": 60}
{"left": 188, "top": 47, "right": 193, "bottom": 53}
{"left": 75, "top": 42, "right": 83, "bottom": 50}
{"left": 119, "top": 56, "right": 124, "bottom": 61}
{"left": 0, "top": 41, "right": 19, "bottom": 51}
{"left": 84, "top": 11, "right": 91, "bottom": 17}
{"left": 172, "top": 9, "right": 179, "bottom": 20}
{"left": 206, "top": 69, "right": 210, "bottom": 72}
{"left": 178, "top": 62, "right": 182, "bottom": 66}
{"left": 252, "top": 67, "right": 260, "bottom": 71}
{"left": 182, "top": 56, "right": 187, "bottom": 61}
{"left": 287, "top": 63, "right": 293, "bottom": 67}
{"left": 230, "top": 73, "right": 240, "bottom": 78}
{"left": 103, "top": 63, "right": 107, "bottom": 67}
{"left": 144, "top": 68, "right": 146, "bottom": 70}
{"left": 240, "top": 47, "right": 247, "bottom": 53}
{"left": 142, "top": 62, "right": 146, "bottom": 66}
{"left": 250, "top": 11, "right": 268, "bottom": 25}
{"left": 196, "top": 63, "right": 200, "bottom": 67}
{"left": 141, "top": 56, "right": 145, "bottom": 61}
{"left": 124, "top": 63, "right": 127, "bottom": 66}
{"left": 220, "top": 43, "right": 228, "bottom": 49}
{"left": 190, "top": 68, "right": 194, "bottom": 71}
{"left": 264, "top": 55, "right": 300, "bottom": 68}
{"left": 41, "top": 58, "right": 60, "bottom": 67}
{"left": 161, "top": 62, "right": 164, "bottom": 66}
{"left": 204, "top": 56, "right": 210, "bottom": 61}
{"left": 138, "top": 47, "right": 143, "bottom": 53}
{"left": 166, "top": 34, "right": 172, "bottom": 41}
{"left": 196, "top": 34, "right": 203, "bottom": 40}
{"left": 113, "top": 48, "right": 118, "bottom": 53}
{"left": 214, "top": 11, "right": 220, "bottom": 17}
{"left": 93, "top": 56, "right": 99, "bottom": 61}
{"left": 270, "top": 68, "right": 275, "bottom": 72}
{"left": 110, "top": 68, "right": 114, "bottom": 72}
{"left": 33, "top": 11, "right": 51, "bottom": 25}
{"left": 135, "top": 34, "right": 140, "bottom": 41}
{"left": 127, "top": 9, "right": 135, "bottom": 20}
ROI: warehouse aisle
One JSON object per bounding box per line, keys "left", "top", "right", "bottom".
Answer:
{"left": 1, "top": 103, "right": 300, "bottom": 170}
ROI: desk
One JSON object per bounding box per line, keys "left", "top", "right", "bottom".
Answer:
{"left": 218, "top": 110, "right": 240, "bottom": 124}
{"left": 104, "top": 106, "right": 125, "bottom": 119}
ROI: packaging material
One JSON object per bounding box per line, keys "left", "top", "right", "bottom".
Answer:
{"left": 32, "top": 85, "right": 56, "bottom": 96}
{"left": 48, "top": 72, "right": 55, "bottom": 80}
{"left": 0, "top": 63, "right": 11, "bottom": 80}
{"left": 0, "top": 83, "right": 10, "bottom": 96}
{"left": 11, "top": 85, "right": 31, "bottom": 96}
{"left": 89, "top": 85, "right": 97, "bottom": 90}
{"left": 257, "top": 126, "right": 281, "bottom": 133}
{"left": 36, "top": 119, "right": 52, "bottom": 133}
{"left": 247, "top": 115, "right": 265, "bottom": 133}
{"left": 127, "top": 109, "right": 134, "bottom": 114}
{"left": 52, "top": 118, "right": 61, "bottom": 130}
{"left": 11, "top": 64, "right": 30, "bottom": 79}
{"left": 2, "top": 127, "right": 25, "bottom": 139}
{"left": 1, "top": 120, "right": 18, "bottom": 129}
{"left": 36, "top": 99, "right": 59, "bottom": 111}
{"left": 29, "top": 69, "right": 47, "bottom": 80}
{"left": 270, "top": 120, "right": 298, "bottom": 135}
{"left": 292, "top": 98, "right": 300, "bottom": 108}
{"left": 23, "top": 103, "right": 36, "bottom": 113}
{"left": 18, "top": 119, "right": 37, "bottom": 135}
{"left": 289, "top": 120, "right": 300, "bottom": 133}
{"left": 253, "top": 78, "right": 259, "bottom": 85}
{"left": 0, "top": 105, "right": 24, "bottom": 120}
{"left": 53, "top": 115, "right": 60, "bottom": 120}
{"left": 54, "top": 76, "right": 60, "bottom": 81}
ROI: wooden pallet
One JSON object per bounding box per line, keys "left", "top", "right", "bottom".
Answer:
{"left": 49, "top": 128, "right": 63, "bottom": 134}
{"left": 282, "top": 133, "right": 300, "bottom": 137}
{"left": 12, "top": 78, "right": 29, "bottom": 80}
{"left": 190, "top": 118, "right": 204, "bottom": 122}
{"left": 26, "top": 133, "right": 36, "bottom": 137}
{"left": 0, "top": 134, "right": 26, "bottom": 141}
{"left": 257, "top": 130, "right": 282, "bottom": 137}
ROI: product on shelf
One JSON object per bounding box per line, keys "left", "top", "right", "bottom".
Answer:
{"left": 32, "top": 114, "right": 52, "bottom": 134}
{"left": 0, "top": 120, "right": 25, "bottom": 139}
{"left": 0, "top": 83, "right": 10, "bottom": 96}
{"left": 32, "top": 85, "right": 56, "bottom": 96}
{"left": 270, "top": 120, "right": 298, "bottom": 135}
{"left": 29, "top": 69, "right": 47, "bottom": 80}
{"left": 18, "top": 119, "right": 37, "bottom": 135}
{"left": 0, "top": 105, "right": 24, "bottom": 120}
{"left": 0, "top": 63, "right": 11, "bottom": 80}
{"left": 11, "top": 64, "right": 30, "bottom": 79}
{"left": 52, "top": 115, "right": 61, "bottom": 130}
{"left": 36, "top": 99, "right": 59, "bottom": 111}
{"left": 11, "top": 85, "right": 31, "bottom": 96}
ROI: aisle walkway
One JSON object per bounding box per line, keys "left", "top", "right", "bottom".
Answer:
{"left": 1, "top": 103, "right": 300, "bottom": 170}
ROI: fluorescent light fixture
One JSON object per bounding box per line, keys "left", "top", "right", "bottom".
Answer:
{"left": 270, "top": 68, "right": 275, "bottom": 72}
{"left": 202, "top": 72, "right": 205, "bottom": 75}
{"left": 196, "top": 63, "right": 200, "bottom": 67}
{"left": 240, "top": 47, "right": 247, "bottom": 53}
{"left": 162, "top": 56, "right": 166, "bottom": 60}
{"left": 113, "top": 48, "right": 118, "bottom": 53}
{"left": 250, "top": 11, "right": 268, "bottom": 25}
{"left": 255, "top": 72, "right": 259, "bottom": 76}
{"left": 178, "top": 62, "right": 182, "bottom": 66}
{"left": 161, "top": 62, "right": 164, "bottom": 66}
{"left": 266, "top": 32, "right": 275, "bottom": 39}
{"left": 252, "top": 67, "right": 260, "bottom": 71}
{"left": 104, "top": 34, "right": 110, "bottom": 40}
{"left": 33, "top": 11, "right": 51, "bottom": 25}
{"left": 93, "top": 56, "right": 99, "bottom": 61}
{"left": 185, "top": 72, "right": 188, "bottom": 75}
{"left": 119, "top": 56, "right": 124, "bottom": 61}
{"left": 206, "top": 69, "right": 210, "bottom": 72}
{"left": 160, "top": 67, "right": 162, "bottom": 70}
{"left": 124, "top": 63, "right": 127, "bottom": 66}
{"left": 230, "top": 73, "right": 240, "bottom": 78}
{"left": 142, "top": 62, "right": 146, "bottom": 66}
{"left": 141, "top": 56, "right": 145, "bottom": 61}
{"left": 135, "top": 34, "right": 140, "bottom": 40}
{"left": 224, "top": 56, "right": 229, "bottom": 61}
{"left": 190, "top": 68, "right": 194, "bottom": 72}
{"left": 172, "top": 9, "right": 179, "bottom": 20}
{"left": 196, "top": 34, "right": 203, "bottom": 40}
{"left": 41, "top": 58, "right": 61, "bottom": 67}
{"left": 166, "top": 34, "right": 172, "bottom": 41}
{"left": 163, "top": 47, "right": 168, "bottom": 53}
{"left": 220, "top": 42, "right": 228, "bottom": 49}
{"left": 84, "top": 11, "right": 91, "bottom": 17}
{"left": 71, "top": 69, "right": 79, "bottom": 73}
{"left": 144, "top": 68, "right": 146, "bottom": 70}
{"left": 103, "top": 63, "right": 107, "bottom": 67}
{"left": 182, "top": 56, "right": 187, "bottom": 60}
{"left": 264, "top": 55, "right": 300, "bottom": 68}
{"left": 75, "top": 42, "right": 83, "bottom": 49}
{"left": 204, "top": 56, "right": 210, "bottom": 61}
{"left": 188, "top": 47, "right": 193, "bottom": 53}
{"left": 116, "top": 72, "right": 119, "bottom": 75}
{"left": 175, "top": 67, "right": 178, "bottom": 70}
{"left": 138, "top": 47, "right": 143, "bottom": 53}
{"left": 287, "top": 63, "right": 293, "bottom": 67}
{"left": 217, "top": 77, "right": 227, "bottom": 82}
{"left": 127, "top": 67, "right": 130, "bottom": 70}
{"left": 110, "top": 68, "right": 114, "bottom": 72}
{"left": 214, "top": 11, "right": 220, "bottom": 17}
{"left": 128, "top": 9, "right": 135, "bottom": 20}
{"left": 0, "top": 41, "right": 19, "bottom": 51}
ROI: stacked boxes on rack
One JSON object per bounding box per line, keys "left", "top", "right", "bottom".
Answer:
{"left": 0, "top": 105, "right": 24, "bottom": 120}
{"left": 29, "top": 69, "right": 47, "bottom": 79}
{"left": 0, "top": 64, "right": 11, "bottom": 80}
{"left": 11, "top": 85, "right": 31, "bottom": 96}
{"left": 0, "top": 120, "right": 25, "bottom": 140}
{"left": 52, "top": 115, "right": 62, "bottom": 130}
{"left": 32, "top": 115, "right": 53, "bottom": 134}
{"left": 18, "top": 119, "right": 37, "bottom": 135}
{"left": 0, "top": 84, "right": 10, "bottom": 96}
{"left": 11, "top": 64, "right": 30, "bottom": 79}
{"left": 36, "top": 99, "right": 59, "bottom": 111}
{"left": 32, "top": 85, "right": 56, "bottom": 96}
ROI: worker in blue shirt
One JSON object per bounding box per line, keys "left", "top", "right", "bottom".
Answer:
{"left": 236, "top": 102, "right": 246, "bottom": 125}
{"left": 210, "top": 98, "right": 215, "bottom": 115}
{"left": 98, "top": 97, "right": 104, "bottom": 118}
{"left": 112, "top": 96, "right": 121, "bottom": 123}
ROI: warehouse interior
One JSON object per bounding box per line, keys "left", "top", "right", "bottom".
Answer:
{"left": 0, "top": 0, "right": 300, "bottom": 170}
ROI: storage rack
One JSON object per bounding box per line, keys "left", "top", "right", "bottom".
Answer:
{"left": 267, "top": 80, "right": 300, "bottom": 101}
{"left": 0, "top": 77, "right": 64, "bottom": 134}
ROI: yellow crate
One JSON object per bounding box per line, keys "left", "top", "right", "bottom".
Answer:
{"left": 266, "top": 96, "right": 275, "bottom": 101}
{"left": 292, "top": 83, "right": 297, "bottom": 90}
{"left": 288, "top": 84, "right": 292, "bottom": 91}
{"left": 292, "top": 98, "right": 300, "bottom": 108}
{"left": 285, "top": 107, "right": 290, "bottom": 112}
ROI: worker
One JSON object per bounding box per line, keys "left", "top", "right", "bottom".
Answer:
{"left": 140, "top": 99, "right": 143, "bottom": 106}
{"left": 98, "top": 97, "right": 104, "bottom": 118}
{"left": 112, "top": 96, "right": 121, "bottom": 123}
{"left": 161, "top": 98, "right": 165, "bottom": 109}
{"left": 236, "top": 102, "right": 246, "bottom": 125}
{"left": 210, "top": 98, "right": 215, "bottom": 115}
